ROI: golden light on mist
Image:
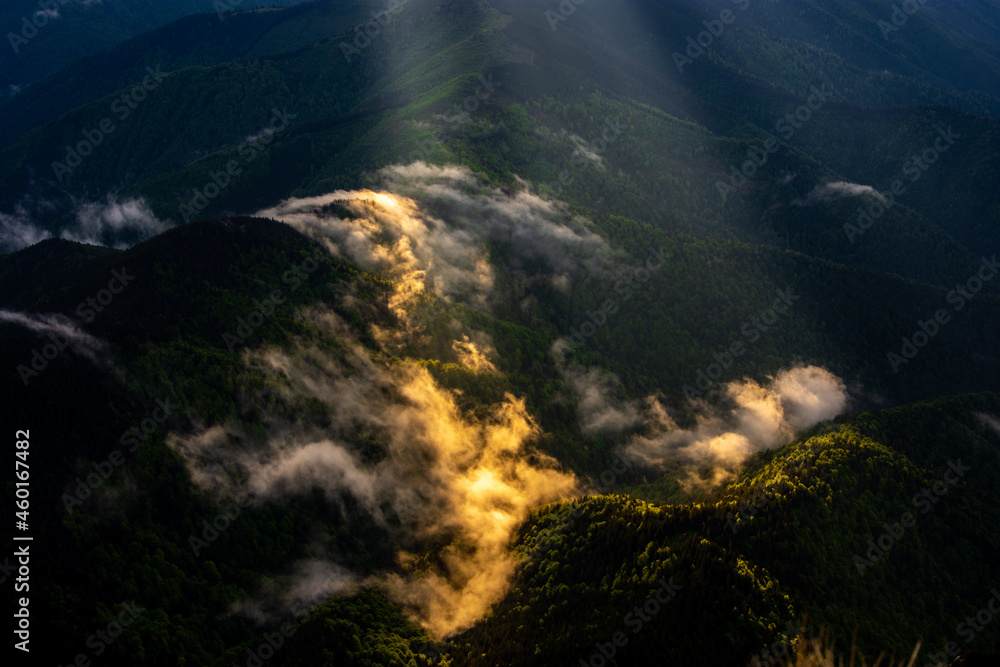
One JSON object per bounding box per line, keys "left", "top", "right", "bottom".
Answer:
{"left": 452, "top": 335, "right": 498, "bottom": 373}
{"left": 170, "top": 328, "right": 578, "bottom": 637}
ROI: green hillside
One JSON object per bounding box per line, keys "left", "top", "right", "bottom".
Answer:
{"left": 1, "top": 0, "right": 997, "bottom": 293}
{"left": 452, "top": 393, "right": 1000, "bottom": 665}
{"left": 1, "top": 214, "right": 998, "bottom": 664}
{"left": 0, "top": 0, "right": 310, "bottom": 93}
{"left": 3, "top": 2, "right": 1000, "bottom": 666}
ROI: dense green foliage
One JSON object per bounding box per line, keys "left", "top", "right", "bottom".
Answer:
{"left": 2, "top": 0, "right": 998, "bottom": 292}
{"left": 3, "top": 1, "right": 1000, "bottom": 665}
{"left": 2, "top": 219, "right": 999, "bottom": 665}
{"left": 0, "top": 0, "right": 309, "bottom": 94}
{"left": 454, "top": 394, "right": 1000, "bottom": 665}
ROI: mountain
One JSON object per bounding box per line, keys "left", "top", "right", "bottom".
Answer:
{"left": 451, "top": 393, "right": 1000, "bottom": 666}
{"left": 0, "top": 0, "right": 394, "bottom": 145}
{"left": 2, "top": 1, "right": 1000, "bottom": 666}
{"left": 0, "top": 0, "right": 311, "bottom": 96}
{"left": 1, "top": 0, "right": 999, "bottom": 289}
{"left": 2, "top": 208, "right": 998, "bottom": 665}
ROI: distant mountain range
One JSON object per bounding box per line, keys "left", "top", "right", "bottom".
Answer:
{"left": 0, "top": 0, "right": 311, "bottom": 95}
{"left": 2, "top": 1, "right": 999, "bottom": 665}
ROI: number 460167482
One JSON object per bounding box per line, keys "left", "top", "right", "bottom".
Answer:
{"left": 15, "top": 431, "right": 29, "bottom": 522}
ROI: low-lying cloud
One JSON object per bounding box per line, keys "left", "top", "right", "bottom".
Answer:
{"left": 170, "top": 311, "right": 577, "bottom": 637}
{"left": 0, "top": 195, "right": 171, "bottom": 252}
{"left": 553, "top": 342, "right": 643, "bottom": 436}
{"left": 625, "top": 366, "right": 848, "bottom": 482}
{"left": 553, "top": 340, "right": 847, "bottom": 486}
{"left": 794, "top": 180, "right": 882, "bottom": 207}
{"left": 61, "top": 195, "right": 172, "bottom": 248}
{"left": 0, "top": 309, "right": 108, "bottom": 365}
{"left": 256, "top": 163, "right": 627, "bottom": 330}
{"left": 977, "top": 413, "right": 1000, "bottom": 437}
{"left": 170, "top": 164, "right": 848, "bottom": 636}
{"left": 0, "top": 207, "right": 53, "bottom": 251}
